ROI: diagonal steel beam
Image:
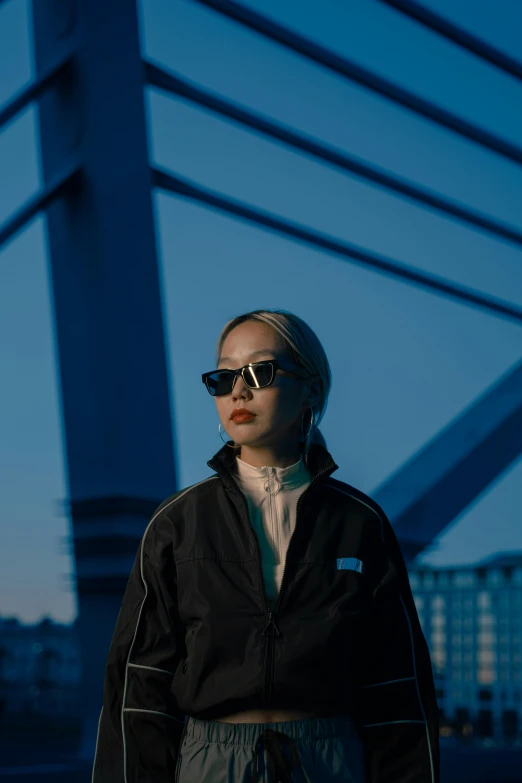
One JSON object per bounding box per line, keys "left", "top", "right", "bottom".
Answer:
{"left": 192, "top": 0, "right": 522, "bottom": 167}
{"left": 0, "top": 56, "right": 71, "bottom": 133}
{"left": 145, "top": 60, "right": 522, "bottom": 249}
{"left": 152, "top": 166, "right": 522, "bottom": 326}
{"left": 378, "top": 0, "right": 522, "bottom": 83}
{"left": 373, "top": 360, "right": 522, "bottom": 563}
{"left": 0, "top": 163, "right": 81, "bottom": 251}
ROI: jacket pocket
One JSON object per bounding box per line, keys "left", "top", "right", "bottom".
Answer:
{"left": 125, "top": 663, "right": 179, "bottom": 714}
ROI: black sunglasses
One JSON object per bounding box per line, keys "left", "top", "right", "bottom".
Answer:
{"left": 201, "top": 359, "right": 310, "bottom": 397}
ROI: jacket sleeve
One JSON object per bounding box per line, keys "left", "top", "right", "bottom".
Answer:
{"left": 92, "top": 508, "right": 186, "bottom": 782}
{"left": 353, "top": 503, "right": 440, "bottom": 783}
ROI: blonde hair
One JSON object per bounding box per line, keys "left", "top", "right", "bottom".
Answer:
{"left": 216, "top": 309, "right": 332, "bottom": 467}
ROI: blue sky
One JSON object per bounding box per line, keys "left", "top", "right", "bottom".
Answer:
{"left": 1, "top": 0, "right": 521, "bottom": 623}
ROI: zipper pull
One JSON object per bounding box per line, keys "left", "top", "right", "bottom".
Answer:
{"left": 262, "top": 610, "right": 282, "bottom": 637}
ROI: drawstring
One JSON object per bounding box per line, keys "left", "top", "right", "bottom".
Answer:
{"left": 252, "top": 728, "right": 306, "bottom": 783}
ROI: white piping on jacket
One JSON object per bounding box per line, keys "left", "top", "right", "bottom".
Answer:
{"left": 91, "top": 706, "right": 104, "bottom": 783}
{"left": 360, "top": 676, "right": 416, "bottom": 688}
{"left": 325, "top": 482, "right": 436, "bottom": 783}
{"left": 90, "top": 475, "right": 220, "bottom": 783}
{"left": 127, "top": 662, "right": 176, "bottom": 676}
{"left": 361, "top": 719, "right": 425, "bottom": 727}
{"left": 123, "top": 707, "right": 185, "bottom": 722}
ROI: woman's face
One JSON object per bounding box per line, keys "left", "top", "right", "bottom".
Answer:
{"left": 214, "top": 321, "right": 321, "bottom": 452}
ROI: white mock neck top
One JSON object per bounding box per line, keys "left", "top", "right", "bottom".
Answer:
{"left": 229, "top": 453, "right": 312, "bottom": 611}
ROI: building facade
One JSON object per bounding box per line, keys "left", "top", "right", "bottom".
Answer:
{"left": 0, "top": 616, "right": 81, "bottom": 717}
{"left": 410, "top": 552, "right": 522, "bottom": 742}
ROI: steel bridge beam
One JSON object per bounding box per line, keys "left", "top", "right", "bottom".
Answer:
{"left": 374, "top": 360, "right": 522, "bottom": 564}
{"left": 31, "top": 0, "right": 178, "bottom": 759}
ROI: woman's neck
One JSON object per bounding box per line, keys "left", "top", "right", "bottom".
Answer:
{"left": 238, "top": 443, "right": 303, "bottom": 469}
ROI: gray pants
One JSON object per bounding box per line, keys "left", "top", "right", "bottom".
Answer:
{"left": 175, "top": 712, "right": 366, "bottom": 783}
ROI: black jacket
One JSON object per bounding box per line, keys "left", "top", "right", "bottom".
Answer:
{"left": 92, "top": 440, "right": 440, "bottom": 782}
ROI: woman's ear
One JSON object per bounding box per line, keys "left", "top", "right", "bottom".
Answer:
{"left": 306, "top": 377, "right": 323, "bottom": 410}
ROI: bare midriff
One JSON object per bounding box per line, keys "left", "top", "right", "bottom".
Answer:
{"left": 215, "top": 707, "right": 336, "bottom": 724}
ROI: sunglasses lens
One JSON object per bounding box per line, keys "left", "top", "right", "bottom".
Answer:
{"left": 246, "top": 362, "right": 273, "bottom": 388}
{"left": 206, "top": 371, "right": 234, "bottom": 396}
{"left": 206, "top": 363, "right": 274, "bottom": 396}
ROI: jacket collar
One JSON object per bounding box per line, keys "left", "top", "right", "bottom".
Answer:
{"left": 207, "top": 439, "right": 339, "bottom": 488}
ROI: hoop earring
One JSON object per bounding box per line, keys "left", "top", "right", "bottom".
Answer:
{"left": 300, "top": 407, "right": 314, "bottom": 441}
{"left": 218, "top": 422, "right": 239, "bottom": 449}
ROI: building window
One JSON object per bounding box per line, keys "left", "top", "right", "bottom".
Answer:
{"left": 487, "top": 569, "right": 503, "bottom": 587}
{"left": 477, "top": 631, "right": 495, "bottom": 646}
{"left": 438, "top": 572, "right": 450, "bottom": 588}
{"left": 477, "top": 592, "right": 491, "bottom": 609}
{"left": 423, "top": 572, "right": 435, "bottom": 589}
{"left": 454, "top": 572, "right": 475, "bottom": 588}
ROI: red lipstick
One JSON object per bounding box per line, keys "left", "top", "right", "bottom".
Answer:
{"left": 231, "top": 408, "right": 256, "bottom": 422}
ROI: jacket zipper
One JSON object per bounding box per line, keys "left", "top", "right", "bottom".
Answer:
{"left": 263, "top": 465, "right": 333, "bottom": 700}
{"left": 212, "top": 461, "right": 333, "bottom": 704}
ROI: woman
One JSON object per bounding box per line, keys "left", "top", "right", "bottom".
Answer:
{"left": 92, "top": 308, "right": 440, "bottom": 783}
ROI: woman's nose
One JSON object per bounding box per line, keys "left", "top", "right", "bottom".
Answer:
{"left": 232, "top": 374, "right": 252, "bottom": 397}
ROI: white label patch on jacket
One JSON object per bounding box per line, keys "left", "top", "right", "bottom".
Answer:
{"left": 337, "top": 557, "right": 365, "bottom": 574}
